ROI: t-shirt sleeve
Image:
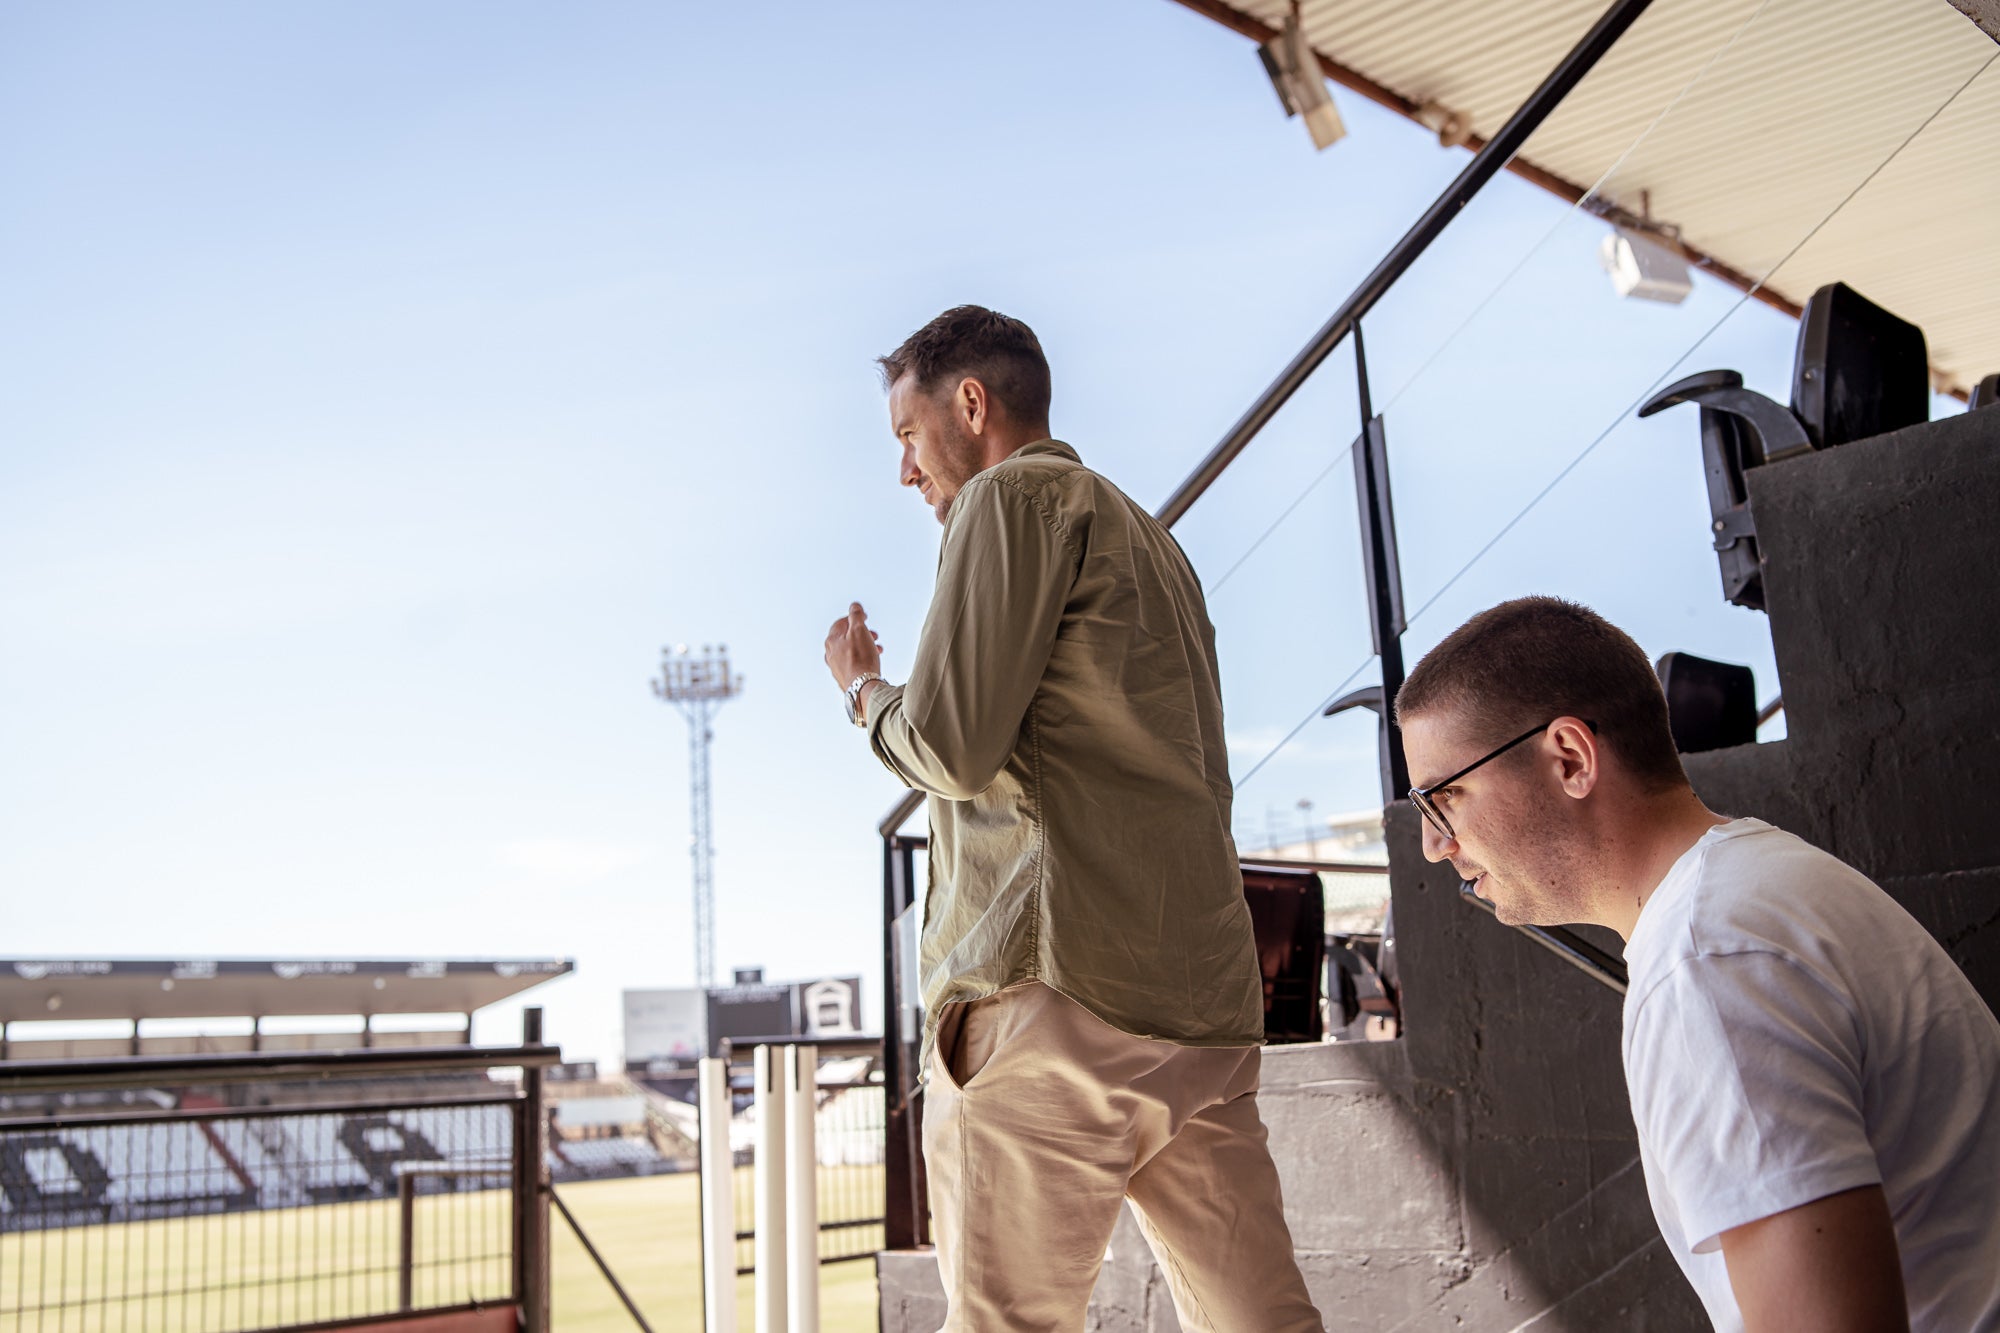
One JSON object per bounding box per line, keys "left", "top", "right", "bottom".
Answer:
{"left": 1625, "top": 949, "right": 1883, "bottom": 1254}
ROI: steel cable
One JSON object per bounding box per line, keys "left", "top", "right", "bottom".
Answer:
{"left": 1227, "top": 45, "right": 1998, "bottom": 795}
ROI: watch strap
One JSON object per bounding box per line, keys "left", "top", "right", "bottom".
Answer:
{"left": 844, "top": 672, "right": 884, "bottom": 727}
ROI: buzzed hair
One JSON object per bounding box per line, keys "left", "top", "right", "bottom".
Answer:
{"left": 876, "top": 305, "right": 1052, "bottom": 427}
{"left": 1395, "top": 596, "right": 1687, "bottom": 791}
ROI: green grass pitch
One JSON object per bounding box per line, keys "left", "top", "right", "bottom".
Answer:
{"left": 0, "top": 1170, "right": 883, "bottom": 1332}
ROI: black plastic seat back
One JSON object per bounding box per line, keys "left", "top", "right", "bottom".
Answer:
{"left": 1971, "top": 374, "right": 1999, "bottom": 412}
{"left": 1656, "top": 651, "right": 1758, "bottom": 753}
{"left": 1243, "top": 867, "right": 1325, "bottom": 1043}
{"left": 1792, "top": 283, "right": 1929, "bottom": 449}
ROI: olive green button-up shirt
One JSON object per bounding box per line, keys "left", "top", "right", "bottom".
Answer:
{"left": 866, "top": 440, "right": 1263, "bottom": 1076}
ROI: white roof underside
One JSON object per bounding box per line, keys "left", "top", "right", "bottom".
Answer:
{"left": 1220, "top": 0, "right": 1998, "bottom": 394}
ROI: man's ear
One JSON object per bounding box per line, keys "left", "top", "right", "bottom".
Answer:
{"left": 956, "top": 377, "right": 990, "bottom": 436}
{"left": 1551, "top": 716, "right": 1598, "bottom": 799}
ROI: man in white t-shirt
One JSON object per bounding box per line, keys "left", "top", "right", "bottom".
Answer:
{"left": 1394, "top": 596, "right": 2000, "bottom": 1332}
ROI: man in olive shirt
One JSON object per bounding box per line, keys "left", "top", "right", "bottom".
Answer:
{"left": 823, "top": 306, "right": 1321, "bottom": 1332}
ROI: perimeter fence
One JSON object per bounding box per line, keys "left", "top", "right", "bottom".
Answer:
{"left": 0, "top": 1020, "right": 560, "bottom": 1333}
{"left": 728, "top": 1039, "right": 886, "bottom": 1275}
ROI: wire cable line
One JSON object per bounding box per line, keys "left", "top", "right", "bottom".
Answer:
{"left": 1229, "top": 46, "right": 1997, "bottom": 794}
{"left": 1207, "top": 0, "right": 1782, "bottom": 601}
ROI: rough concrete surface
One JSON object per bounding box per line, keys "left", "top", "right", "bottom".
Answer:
{"left": 878, "top": 408, "right": 2000, "bottom": 1330}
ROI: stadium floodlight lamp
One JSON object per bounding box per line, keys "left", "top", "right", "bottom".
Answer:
{"left": 1258, "top": 12, "right": 1345, "bottom": 150}
{"left": 1600, "top": 226, "right": 1693, "bottom": 304}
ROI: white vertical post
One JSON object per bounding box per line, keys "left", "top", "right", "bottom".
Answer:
{"left": 784, "top": 1045, "right": 820, "bottom": 1333}
{"left": 696, "top": 1058, "right": 737, "bottom": 1333}
{"left": 755, "top": 1045, "right": 789, "bottom": 1333}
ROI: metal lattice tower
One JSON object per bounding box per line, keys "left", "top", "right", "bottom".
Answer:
{"left": 651, "top": 643, "right": 743, "bottom": 989}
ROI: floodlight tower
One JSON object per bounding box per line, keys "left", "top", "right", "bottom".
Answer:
{"left": 651, "top": 643, "right": 744, "bottom": 989}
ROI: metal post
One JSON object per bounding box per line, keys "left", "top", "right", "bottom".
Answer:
{"left": 754, "top": 1045, "right": 789, "bottom": 1333}
{"left": 881, "top": 836, "right": 930, "bottom": 1251}
{"left": 398, "top": 1170, "right": 416, "bottom": 1311}
{"left": 878, "top": 833, "right": 903, "bottom": 1247}
{"left": 520, "top": 1007, "right": 551, "bottom": 1333}
{"left": 784, "top": 1045, "right": 820, "bottom": 1333}
{"left": 1350, "top": 323, "right": 1410, "bottom": 800}
{"left": 697, "top": 1057, "right": 738, "bottom": 1333}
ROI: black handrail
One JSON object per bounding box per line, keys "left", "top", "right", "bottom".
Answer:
{"left": 875, "top": 0, "right": 1657, "bottom": 845}
{"left": 1150, "top": 0, "right": 1656, "bottom": 528}
{"left": 1458, "top": 888, "right": 1630, "bottom": 993}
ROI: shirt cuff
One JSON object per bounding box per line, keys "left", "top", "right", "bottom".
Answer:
{"left": 863, "top": 682, "right": 914, "bottom": 782}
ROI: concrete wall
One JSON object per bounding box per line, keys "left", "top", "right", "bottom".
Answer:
{"left": 878, "top": 405, "right": 2000, "bottom": 1331}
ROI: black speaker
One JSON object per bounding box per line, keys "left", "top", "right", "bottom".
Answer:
{"left": 1792, "top": 282, "right": 1929, "bottom": 449}
{"left": 1655, "top": 651, "right": 1759, "bottom": 754}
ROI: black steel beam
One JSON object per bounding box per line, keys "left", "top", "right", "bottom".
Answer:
{"left": 1152, "top": 0, "right": 1658, "bottom": 528}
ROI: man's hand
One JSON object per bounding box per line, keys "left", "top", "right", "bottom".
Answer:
{"left": 1720, "top": 1184, "right": 1908, "bottom": 1332}
{"left": 824, "top": 602, "right": 884, "bottom": 691}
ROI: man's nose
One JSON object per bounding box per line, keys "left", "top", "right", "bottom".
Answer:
{"left": 1419, "top": 819, "right": 1456, "bottom": 864}
{"left": 899, "top": 445, "right": 921, "bottom": 487}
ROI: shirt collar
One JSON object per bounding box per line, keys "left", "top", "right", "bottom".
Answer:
{"left": 1007, "top": 439, "right": 1080, "bottom": 465}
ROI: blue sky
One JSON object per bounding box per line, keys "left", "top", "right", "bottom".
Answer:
{"left": 0, "top": 1, "right": 1964, "bottom": 1066}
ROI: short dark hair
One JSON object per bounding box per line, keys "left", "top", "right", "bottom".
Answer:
{"left": 876, "top": 305, "right": 1052, "bottom": 426}
{"left": 1395, "top": 596, "right": 1687, "bottom": 791}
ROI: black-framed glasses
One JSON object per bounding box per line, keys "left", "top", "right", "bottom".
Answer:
{"left": 1407, "top": 718, "right": 1596, "bottom": 841}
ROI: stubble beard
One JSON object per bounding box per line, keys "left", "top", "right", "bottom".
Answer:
{"left": 928, "top": 419, "right": 984, "bottom": 527}
{"left": 1482, "top": 801, "right": 1601, "bottom": 928}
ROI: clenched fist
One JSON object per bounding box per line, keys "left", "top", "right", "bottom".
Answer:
{"left": 825, "top": 602, "right": 883, "bottom": 690}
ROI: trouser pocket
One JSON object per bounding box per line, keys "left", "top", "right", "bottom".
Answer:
{"left": 933, "top": 990, "right": 1010, "bottom": 1092}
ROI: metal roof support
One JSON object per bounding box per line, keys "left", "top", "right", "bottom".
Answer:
{"left": 1153, "top": 0, "right": 1658, "bottom": 527}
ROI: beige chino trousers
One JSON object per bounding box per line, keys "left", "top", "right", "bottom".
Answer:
{"left": 922, "top": 982, "right": 1322, "bottom": 1332}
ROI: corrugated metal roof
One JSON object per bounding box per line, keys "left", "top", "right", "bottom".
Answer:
{"left": 1191, "top": 0, "right": 1998, "bottom": 393}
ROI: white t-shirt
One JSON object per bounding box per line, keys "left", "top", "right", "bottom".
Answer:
{"left": 1622, "top": 818, "right": 2000, "bottom": 1331}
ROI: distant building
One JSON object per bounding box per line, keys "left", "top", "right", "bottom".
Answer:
{"left": 622, "top": 969, "right": 864, "bottom": 1075}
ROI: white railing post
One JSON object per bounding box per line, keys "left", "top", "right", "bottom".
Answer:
{"left": 696, "top": 1057, "right": 738, "bottom": 1333}
{"left": 784, "top": 1045, "right": 820, "bottom": 1333}
{"left": 754, "top": 1045, "right": 789, "bottom": 1333}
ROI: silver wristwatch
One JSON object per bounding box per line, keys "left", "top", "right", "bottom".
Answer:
{"left": 843, "top": 672, "right": 884, "bottom": 728}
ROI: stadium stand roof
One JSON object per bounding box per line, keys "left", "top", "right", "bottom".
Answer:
{"left": 0, "top": 958, "right": 574, "bottom": 1024}
{"left": 1172, "top": 0, "right": 1999, "bottom": 395}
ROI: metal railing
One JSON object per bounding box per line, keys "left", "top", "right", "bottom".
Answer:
{"left": 724, "top": 1038, "right": 886, "bottom": 1274}
{"left": 0, "top": 1010, "right": 560, "bottom": 1333}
